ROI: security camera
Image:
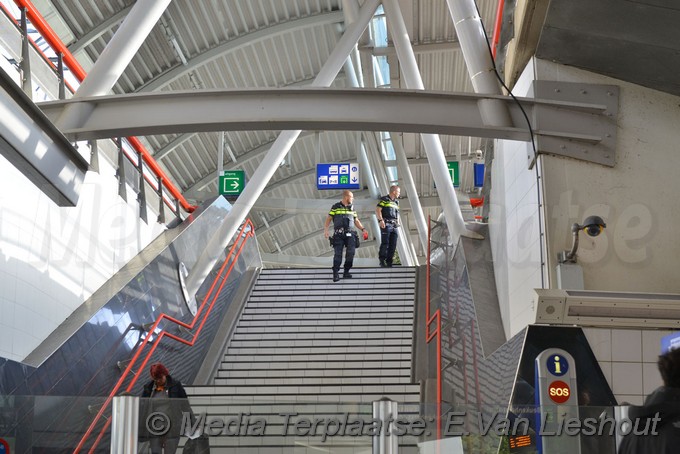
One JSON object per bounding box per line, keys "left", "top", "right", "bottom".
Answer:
{"left": 560, "top": 215, "right": 607, "bottom": 263}
{"left": 581, "top": 215, "right": 607, "bottom": 237}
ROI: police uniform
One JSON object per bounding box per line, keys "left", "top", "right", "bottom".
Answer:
{"left": 328, "top": 201, "right": 358, "bottom": 279}
{"left": 377, "top": 195, "right": 399, "bottom": 267}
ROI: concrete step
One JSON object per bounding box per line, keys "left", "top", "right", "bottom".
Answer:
{"left": 221, "top": 353, "right": 412, "bottom": 363}
{"left": 216, "top": 367, "right": 410, "bottom": 379}
{"left": 187, "top": 383, "right": 421, "bottom": 399}
{"left": 231, "top": 331, "right": 410, "bottom": 341}
{"left": 220, "top": 360, "right": 411, "bottom": 371}
{"left": 228, "top": 339, "right": 410, "bottom": 348}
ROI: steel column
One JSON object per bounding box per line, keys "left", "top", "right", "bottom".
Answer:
{"left": 444, "top": 0, "right": 513, "bottom": 127}
{"left": 183, "top": 0, "right": 381, "bottom": 299}
{"left": 382, "top": 0, "right": 482, "bottom": 241}
{"left": 56, "top": 0, "right": 173, "bottom": 130}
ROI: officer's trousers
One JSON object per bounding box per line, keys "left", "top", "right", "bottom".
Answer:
{"left": 332, "top": 233, "right": 356, "bottom": 273}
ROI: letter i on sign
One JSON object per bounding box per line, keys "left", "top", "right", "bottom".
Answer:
{"left": 554, "top": 356, "right": 562, "bottom": 375}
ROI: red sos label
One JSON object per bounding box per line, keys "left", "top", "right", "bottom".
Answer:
{"left": 548, "top": 380, "right": 571, "bottom": 404}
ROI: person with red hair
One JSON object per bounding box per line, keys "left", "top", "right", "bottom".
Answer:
{"left": 141, "top": 363, "right": 190, "bottom": 453}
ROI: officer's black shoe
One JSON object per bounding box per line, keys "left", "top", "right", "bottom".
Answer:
{"left": 343, "top": 272, "right": 353, "bottom": 279}
{"left": 386, "top": 263, "right": 393, "bottom": 268}
{"left": 379, "top": 261, "right": 387, "bottom": 268}
{"left": 333, "top": 272, "right": 340, "bottom": 282}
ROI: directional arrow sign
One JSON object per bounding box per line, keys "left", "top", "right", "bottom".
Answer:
{"left": 219, "top": 170, "right": 246, "bottom": 196}
{"left": 447, "top": 161, "right": 460, "bottom": 187}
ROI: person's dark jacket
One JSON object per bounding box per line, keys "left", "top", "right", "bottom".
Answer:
{"left": 140, "top": 375, "right": 192, "bottom": 438}
{"left": 142, "top": 374, "right": 188, "bottom": 399}
{"left": 618, "top": 386, "right": 680, "bottom": 454}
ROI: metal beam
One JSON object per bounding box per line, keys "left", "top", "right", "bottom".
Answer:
{"left": 361, "top": 40, "right": 461, "bottom": 56}
{"left": 0, "top": 68, "right": 87, "bottom": 206}
{"left": 38, "top": 87, "right": 612, "bottom": 145}
{"left": 67, "top": 5, "right": 131, "bottom": 54}
{"left": 252, "top": 196, "right": 446, "bottom": 214}
{"left": 137, "top": 11, "right": 344, "bottom": 92}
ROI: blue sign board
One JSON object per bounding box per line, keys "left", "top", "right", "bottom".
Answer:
{"left": 545, "top": 353, "right": 569, "bottom": 377}
{"left": 473, "top": 163, "right": 485, "bottom": 188}
{"left": 316, "top": 163, "right": 360, "bottom": 190}
{"left": 661, "top": 332, "right": 680, "bottom": 353}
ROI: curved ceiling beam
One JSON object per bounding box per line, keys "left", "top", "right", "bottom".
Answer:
{"left": 136, "top": 11, "right": 344, "bottom": 92}
{"left": 67, "top": 5, "right": 131, "bottom": 54}
{"left": 38, "top": 88, "right": 569, "bottom": 141}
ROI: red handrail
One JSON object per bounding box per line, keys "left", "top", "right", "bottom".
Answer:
{"left": 0, "top": 2, "right": 77, "bottom": 93}
{"left": 74, "top": 219, "right": 254, "bottom": 453}
{"left": 12, "top": 0, "right": 196, "bottom": 213}
{"left": 425, "top": 215, "right": 442, "bottom": 441}
{"left": 491, "top": 0, "right": 506, "bottom": 59}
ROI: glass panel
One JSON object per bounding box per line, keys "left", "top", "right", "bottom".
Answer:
{"left": 1, "top": 396, "right": 658, "bottom": 453}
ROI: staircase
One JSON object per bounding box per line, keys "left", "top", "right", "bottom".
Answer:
{"left": 185, "top": 267, "right": 421, "bottom": 453}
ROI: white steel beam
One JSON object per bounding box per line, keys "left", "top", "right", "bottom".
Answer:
{"left": 181, "top": 0, "right": 381, "bottom": 301}
{"left": 38, "top": 88, "right": 607, "bottom": 142}
{"left": 383, "top": 0, "right": 481, "bottom": 241}
{"left": 56, "top": 0, "right": 173, "bottom": 130}
{"left": 252, "top": 196, "right": 447, "bottom": 214}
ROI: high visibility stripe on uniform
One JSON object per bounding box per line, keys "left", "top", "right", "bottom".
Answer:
{"left": 329, "top": 208, "right": 357, "bottom": 216}
{"left": 378, "top": 200, "right": 399, "bottom": 210}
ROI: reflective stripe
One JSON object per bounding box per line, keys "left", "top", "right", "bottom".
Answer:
{"left": 329, "top": 208, "right": 357, "bottom": 216}
{"left": 378, "top": 200, "right": 399, "bottom": 210}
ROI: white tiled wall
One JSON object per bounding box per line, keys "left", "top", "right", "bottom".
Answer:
{"left": 0, "top": 149, "right": 166, "bottom": 361}
{"left": 583, "top": 327, "right": 672, "bottom": 406}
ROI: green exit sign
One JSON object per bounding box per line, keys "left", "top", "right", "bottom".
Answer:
{"left": 219, "top": 170, "right": 245, "bottom": 196}
{"left": 447, "top": 161, "right": 459, "bottom": 187}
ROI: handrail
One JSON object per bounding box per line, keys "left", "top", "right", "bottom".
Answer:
{"left": 425, "top": 215, "right": 442, "bottom": 441}
{"left": 0, "top": 1, "right": 77, "bottom": 93}
{"left": 11, "top": 0, "right": 196, "bottom": 214}
{"left": 491, "top": 0, "right": 506, "bottom": 59}
{"left": 74, "top": 219, "right": 255, "bottom": 453}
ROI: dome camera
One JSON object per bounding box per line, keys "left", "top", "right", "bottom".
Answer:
{"left": 559, "top": 215, "right": 607, "bottom": 263}
{"left": 581, "top": 215, "right": 607, "bottom": 237}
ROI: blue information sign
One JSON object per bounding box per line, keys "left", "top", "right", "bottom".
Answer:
{"left": 316, "top": 163, "right": 360, "bottom": 190}
{"left": 473, "top": 163, "right": 485, "bottom": 188}
{"left": 661, "top": 332, "right": 680, "bottom": 354}
{"left": 545, "top": 354, "right": 569, "bottom": 377}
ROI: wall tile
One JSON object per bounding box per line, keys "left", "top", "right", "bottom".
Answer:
{"left": 642, "top": 362, "right": 662, "bottom": 395}
{"left": 611, "top": 329, "right": 642, "bottom": 362}
{"left": 584, "top": 328, "right": 612, "bottom": 362}
{"left": 616, "top": 394, "right": 644, "bottom": 406}
{"left": 611, "top": 362, "right": 643, "bottom": 395}
{"left": 642, "top": 330, "right": 669, "bottom": 361}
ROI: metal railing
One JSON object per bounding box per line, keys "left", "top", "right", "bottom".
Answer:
{"left": 2, "top": 0, "right": 196, "bottom": 216}
{"left": 74, "top": 219, "right": 255, "bottom": 453}
{"left": 426, "top": 215, "right": 443, "bottom": 440}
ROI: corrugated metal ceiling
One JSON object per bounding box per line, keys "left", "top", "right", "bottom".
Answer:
{"left": 43, "top": 0, "right": 498, "bottom": 263}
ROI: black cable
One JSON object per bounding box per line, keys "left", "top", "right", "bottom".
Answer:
{"left": 472, "top": 0, "right": 546, "bottom": 289}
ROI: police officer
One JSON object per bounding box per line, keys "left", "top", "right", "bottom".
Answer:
{"left": 376, "top": 185, "right": 400, "bottom": 267}
{"left": 324, "top": 190, "right": 367, "bottom": 282}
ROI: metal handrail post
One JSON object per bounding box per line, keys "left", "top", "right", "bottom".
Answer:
{"left": 372, "top": 398, "right": 399, "bottom": 454}
{"left": 110, "top": 395, "right": 139, "bottom": 454}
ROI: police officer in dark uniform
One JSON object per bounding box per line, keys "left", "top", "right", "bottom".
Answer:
{"left": 324, "top": 190, "right": 367, "bottom": 282}
{"left": 376, "top": 185, "right": 400, "bottom": 267}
